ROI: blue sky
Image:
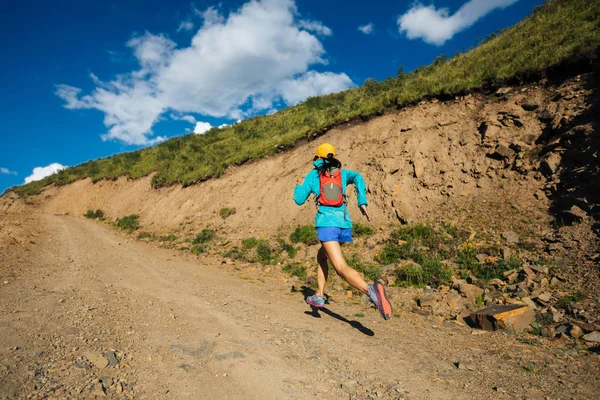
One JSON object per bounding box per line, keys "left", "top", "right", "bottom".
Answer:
{"left": 0, "top": 0, "right": 545, "bottom": 193}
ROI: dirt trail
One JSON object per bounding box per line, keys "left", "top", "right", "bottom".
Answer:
{"left": 1, "top": 213, "right": 598, "bottom": 399}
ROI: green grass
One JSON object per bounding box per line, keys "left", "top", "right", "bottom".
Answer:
{"left": 10, "top": 0, "right": 599, "bottom": 198}
{"left": 282, "top": 262, "right": 307, "bottom": 279}
{"left": 192, "top": 229, "right": 215, "bottom": 244}
{"left": 242, "top": 237, "right": 259, "bottom": 249}
{"left": 347, "top": 253, "right": 381, "bottom": 282}
{"left": 556, "top": 291, "right": 583, "bottom": 309}
{"left": 219, "top": 207, "right": 236, "bottom": 219}
{"left": 137, "top": 232, "right": 155, "bottom": 240}
{"left": 290, "top": 225, "right": 319, "bottom": 246}
{"left": 353, "top": 223, "right": 374, "bottom": 237}
{"left": 84, "top": 209, "right": 104, "bottom": 220}
{"left": 116, "top": 215, "right": 140, "bottom": 231}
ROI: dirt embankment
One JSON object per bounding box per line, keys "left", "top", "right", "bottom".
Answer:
{"left": 3, "top": 73, "right": 598, "bottom": 279}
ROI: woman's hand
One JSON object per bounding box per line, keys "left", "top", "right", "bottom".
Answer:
{"left": 297, "top": 178, "right": 303, "bottom": 185}
{"left": 359, "top": 205, "right": 371, "bottom": 222}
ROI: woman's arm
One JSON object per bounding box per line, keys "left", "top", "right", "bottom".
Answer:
{"left": 345, "top": 170, "right": 368, "bottom": 207}
{"left": 294, "top": 170, "right": 317, "bottom": 205}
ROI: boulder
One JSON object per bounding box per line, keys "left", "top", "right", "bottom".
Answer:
{"left": 418, "top": 294, "right": 436, "bottom": 308}
{"left": 502, "top": 231, "right": 519, "bottom": 244}
{"left": 540, "top": 153, "right": 561, "bottom": 176}
{"left": 469, "top": 304, "right": 535, "bottom": 333}
{"left": 489, "top": 144, "right": 515, "bottom": 160}
{"left": 458, "top": 283, "right": 484, "bottom": 303}
{"left": 522, "top": 99, "right": 540, "bottom": 111}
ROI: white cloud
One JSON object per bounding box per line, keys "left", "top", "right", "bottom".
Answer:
{"left": 171, "top": 113, "right": 197, "bottom": 124}
{"left": 193, "top": 121, "right": 212, "bottom": 134}
{"left": 56, "top": 0, "right": 353, "bottom": 146}
{"left": 398, "top": 0, "right": 519, "bottom": 46}
{"left": 177, "top": 20, "right": 194, "bottom": 32}
{"left": 1, "top": 167, "right": 17, "bottom": 175}
{"left": 24, "top": 163, "right": 66, "bottom": 184}
{"left": 298, "top": 19, "right": 332, "bottom": 36}
{"left": 280, "top": 71, "right": 353, "bottom": 105}
{"left": 358, "top": 23, "right": 374, "bottom": 35}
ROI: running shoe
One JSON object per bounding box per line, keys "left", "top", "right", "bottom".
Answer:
{"left": 368, "top": 282, "right": 393, "bottom": 320}
{"left": 306, "top": 294, "right": 326, "bottom": 308}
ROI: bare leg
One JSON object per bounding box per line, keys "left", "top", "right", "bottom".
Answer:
{"left": 321, "top": 241, "right": 369, "bottom": 295}
{"left": 316, "top": 246, "right": 329, "bottom": 297}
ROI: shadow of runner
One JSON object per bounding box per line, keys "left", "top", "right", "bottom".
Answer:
{"left": 304, "top": 307, "right": 374, "bottom": 337}
{"left": 297, "top": 285, "right": 375, "bottom": 336}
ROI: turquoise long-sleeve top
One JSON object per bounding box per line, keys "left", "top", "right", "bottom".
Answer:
{"left": 294, "top": 159, "right": 368, "bottom": 228}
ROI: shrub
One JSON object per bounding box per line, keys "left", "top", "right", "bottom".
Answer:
{"left": 256, "top": 240, "right": 275, "bottom": 265}
{"left": 277, "top": 237, "right": 297, "bottom": 258}
{"left": 353, "top": 223, "right": 374, "bottom": 237}
{"left": 193, "top": 229, "right": 215, "bottom": 244}
{"left": 347, "top": 253, "right": 381, "bottom": 282}
{"left": 84, "top": 209, "right": 104, "bottom": 220}
{"left": 290, "top": 225, "right": 319, "bottom": 245}
{"left": 138, "top": 232, "right": 155, "bottom": 240}
{"left": 191, "top": 244, "right": 207, "bottom": 255}
{"left": 242, "top": 237, "right": 259, "bottom": 249}
{"left": 282, "top": 262, "right": 307, "bottom": 279}
{"left": 219, "top": 207, "right": 236, "bottom": 219}
{"left": 116, "top": 215, "right": 140, "bottom": 231}
{"left": 159, "top": 234, "right": 177, "bottom": 242}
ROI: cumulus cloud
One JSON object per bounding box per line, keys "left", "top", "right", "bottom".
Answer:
{"left": 1, "top": 167, "right": 17, "bottom": 175}
{"left": 398, "top": 0, "right": 519, "bottom": 46}
{"left": 24, "top": 163, "right": 66, "bottom": 184}
{"left": 193, "top": 121, "right": 212, "bottom": 134}
{"left": 171, "top": 113, "right": 197, "bottom": 124}
{"left": 298, "top": 19, "right": 332, "bottom": 36}
{"left": 177, "top": 20, "right": 194, "bottom": 32}
{"left": 280, "top": 71, "right": 353, "bottom": 105}
{"left": 358, "top": 23, "right": 374, "bottom": 35}
{"left": 56, "top": 0, "right": 352, "bottom": 146}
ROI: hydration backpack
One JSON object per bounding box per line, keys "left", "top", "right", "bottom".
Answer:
{"left": 318, "top": 168, "right": 344, "bottom": 207}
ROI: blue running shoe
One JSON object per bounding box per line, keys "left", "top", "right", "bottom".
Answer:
{"left": 306, "top": 294, "right": 326, "bottom": 308}
{"left": 368, "top": 282, "right": 393, "bottom": 320}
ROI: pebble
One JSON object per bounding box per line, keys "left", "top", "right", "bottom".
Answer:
{"left": 582, "top": 331, "right": 600, "bottom": 343}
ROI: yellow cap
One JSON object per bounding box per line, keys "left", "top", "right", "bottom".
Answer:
{"left": 315, "top": 143, "right": 336, "bottom": 158}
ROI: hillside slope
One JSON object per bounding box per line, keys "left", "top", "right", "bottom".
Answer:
{"left": 2, "top": 74, "right": 598, "bottom": 286}
{"left": 7, "top": 0, "right": 600, "bottom": 197}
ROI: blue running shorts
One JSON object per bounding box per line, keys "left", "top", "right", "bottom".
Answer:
{"left": 316, "top": 227, "right": 353, "bottom": 243}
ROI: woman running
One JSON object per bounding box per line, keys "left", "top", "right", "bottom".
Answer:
{"left": 294, "top": 143, "right": 392, "bottom": 320}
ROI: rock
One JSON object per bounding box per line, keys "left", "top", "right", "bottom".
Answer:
{"left": 418, "top": 295, "right": 436, "bottom": 308}
{"left": 540, "top": 153, "right": 561, "bottom": 176}
{"left": 582, "top": 331, "right": 600, "bottom": 343}
{"left": 529, "top": 265, "right": 548, "bottom": 275}
{"left": 538, "top": 109, "right": 553, "bottom": 122}
{"left": 476, "top": 254, "right": 488, "bottom": 263}
{"left": 502, "top": 231, "right": 519, "bottom": 244}
{"left": 105, "top": 351, "right": 118, "bottom": 367}
{"left": 488, "top": 279, "right": 505, "bottom": 288}
{"left": 522, "top": 99, "right": 540, "bottom": 111}
{"left": 454, "top": 361, "right": 475, "bottom": 371}
{"left": 521, "top": 297, "right": 537, "bottom": 310}
{"left": 469, "top": 304, "right": 535, "bottom": 333}
{"left": 458, "top": 283, "right": 484, "bottom": 303}
{"left": 501, "top": 247, "right": 512, "bottom": 260}
{"left": 413, "top": 162, "right": 424, "bottom": 179}
{"left": 569, "top": 325, "right": 583, "bottom": 339}
{"left": 489, "top": 144, "right": 515, "bottom": 160}
{"left": 85, "top": 352, "right": 109, "bottom": 369}
{"left": 564, "top": 205, "right": 588, "bottom": 223}
{"left": 445, "top": 291, "right": 465, "bottom": 310}
{"left": 552, "top": 310, "right": 564, "bottom": 323}
{"left": 341, "top": 380, "right": 359, "bottom": 394}
{"left": 536, "top": 292, "right": 552, "bottom": 303}
{"left": 520, "top": 266, "right": 536, "bottom": 280}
